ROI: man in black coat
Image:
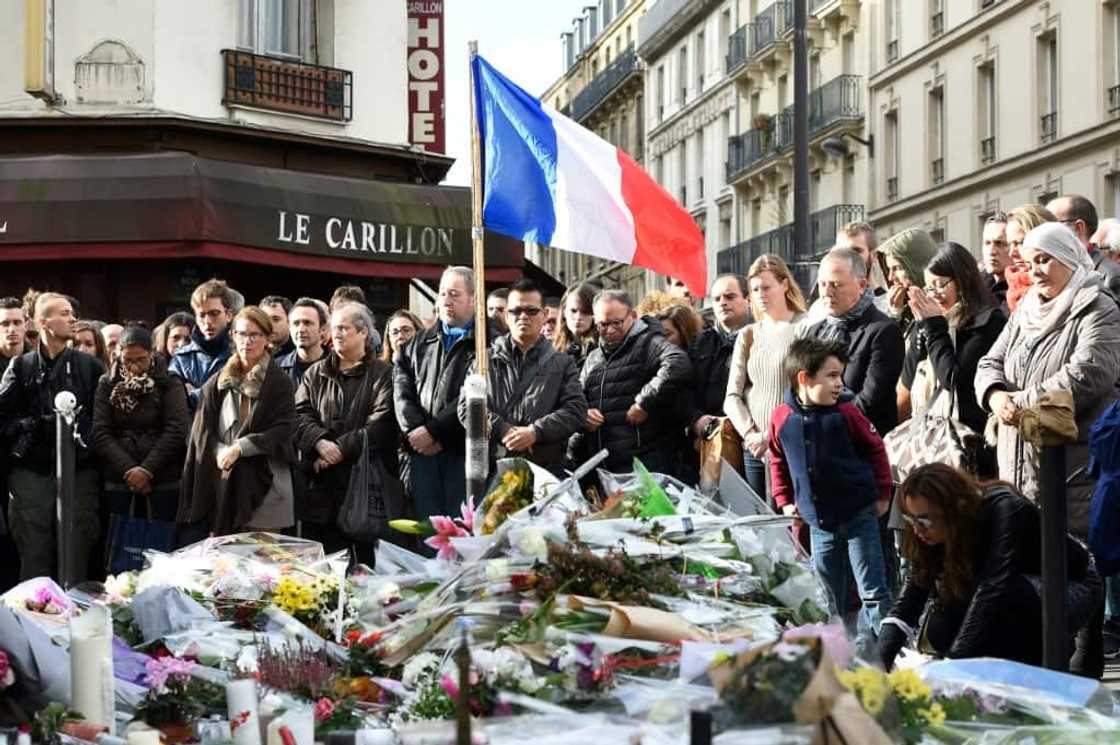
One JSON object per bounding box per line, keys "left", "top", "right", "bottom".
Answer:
{"left": 569, "top": 289, "right": 691, "bottom": 474}
{"left": 0, "top": 293, "right": 103, "bottom": 582}
{"left": 460, "top": 279, "right": 586, "bottom": 474}
{"left": 686, "top": 274, "right": 751, "bottom": 442}
{"left": 394, "top": 266, "right": 493, "bottom": 521}
{"left": 0, "top": 297, "right": 27, "bottom": 591}
{"left": 807, "top": 248, "right": 904, "bottom": 435}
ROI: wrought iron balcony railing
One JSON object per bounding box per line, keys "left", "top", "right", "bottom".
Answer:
{"left": 222, "top": 49, "right": 352, "bottom": 121}
{"left": 570, "top": 44, "right": 640, "bottom": 122}
{"left": 716, "top": 204, "right": 865, "bottom": 275}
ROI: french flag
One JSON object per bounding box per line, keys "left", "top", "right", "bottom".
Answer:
{"left": 472, "top": 54, "right": 708, "bottom": 297}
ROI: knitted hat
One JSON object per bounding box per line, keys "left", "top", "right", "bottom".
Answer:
{"left": 880, "top": 228, "right": 938, "bottom": 286}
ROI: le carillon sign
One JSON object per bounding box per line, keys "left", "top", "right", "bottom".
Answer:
{"left": 0, "top": 151, "right": 521, "bottom": 268}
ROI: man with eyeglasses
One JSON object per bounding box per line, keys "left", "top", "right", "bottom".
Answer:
{"left": 460, "top": 279, "right": 586, "bottom": 474}
{"left": 980, "top": 213, "right": 1011, "bottom": 313}
{"left": 169, "top": 278, "right": 237, "bottom": 412}
{"left": 1047, "top": 194, "right": 1120, "bottom": 298}
{"left": 394, "top": 266, "right": 495, "bottom": 528}
{"left": 568, "top": 289, "right": 691, "bottom": 475}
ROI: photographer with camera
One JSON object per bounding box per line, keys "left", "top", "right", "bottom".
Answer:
{"left": 0, "top": 293, "right": 103, "bottom": 582}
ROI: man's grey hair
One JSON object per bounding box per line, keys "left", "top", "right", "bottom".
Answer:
{"left": 442, "top": 266, "right": 476, "bottom": 294}
{"left": 821, "top": 247, "right": 868, "bottom": 281}
{"left": 228, "top": 288, "right": 246, "bottom": 313}
{"left": 332, "top": 302, "right": 377, "bottom": 351}
{"left": 592, "top": 289, "right": 633, "bottom": 310}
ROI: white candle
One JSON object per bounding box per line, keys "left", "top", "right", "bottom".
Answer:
{"left": 225, "top": 678, "right": 263, "bottom": 745}
{"left": 70, "top": 605, "right": 116, "bottom": 735}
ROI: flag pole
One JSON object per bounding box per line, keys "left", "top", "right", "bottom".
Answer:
{"left": 465, "top": 40, "right": 490, "bottom": 505}
{"left": 468, "top": 40, "right": 488, "bottom": 375}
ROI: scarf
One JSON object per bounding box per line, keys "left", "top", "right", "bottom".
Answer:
{"left": 1016, "top": 266, "right": 1098, "bottom": 343}
{"left": 817, "top": 289, "right": 875, "bottom": 346}
{"left": 109, "top": 361, "right": 155, "bottom": 414}
{"left": 440, "top": 318, "right": 473, "bottom": 352}
{"left": 218, "top": 352, "right": 271, "bottom": 399}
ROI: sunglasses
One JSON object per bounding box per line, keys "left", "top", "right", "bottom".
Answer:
{"left": 899, "top": 513, "right": 935, "bottom": 531}
{"left": 506, "top": 307, "right": 542, "bottom": 318}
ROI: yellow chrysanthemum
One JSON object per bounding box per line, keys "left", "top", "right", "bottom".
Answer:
{"left": 888, "top": 668, "right": 931, "bottom": 703}
{"left": 919, "top": 702, "right": 947, "bottom": 726}
{"left": 861, "top": 684, "right": 886, "bottom": 716}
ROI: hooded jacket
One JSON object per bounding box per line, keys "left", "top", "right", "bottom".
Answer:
{"left": 567, "top": 316, "right": 691, "bottom": 470}
{"left": 393, "top": 318, "right": 496, "bottom": 454}
{"left": 0, "top": 344, "right": 103, "bottom": 473}
{"left": 168, "top": 326, "right": 233, "bottom": 410}
{"left": 458, "top": 334, "right": 586, "bottom": 467}
{"left": 92, "top": 356, "right": 190, "bottom": 486}
{"left": 769, "top": 388, "right": 892, "bottom": 531}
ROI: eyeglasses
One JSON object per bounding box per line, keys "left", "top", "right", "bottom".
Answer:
{"left": 198, "top": 309, "right": 227, "bottom": 321}
{"left": 233, "top": 330, "right": 265, "bottom": 343}
{"left": 506, "top": 307, "right": 542, "bottom": 318}
{"left": 923, "top": 278, "right": 955, "bottom": 294}
{"left": 595, "top": 317, "right": 628, "bottom": 333}
{"left": 899, "top": 512, "right": 935, "bottom": 531}
{"left": 388, "top": 326, "right": 415, "bottom": 337}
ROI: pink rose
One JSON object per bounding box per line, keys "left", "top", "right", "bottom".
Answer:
{"left": 314, "top": 697, "right": 335, "bottom": 723}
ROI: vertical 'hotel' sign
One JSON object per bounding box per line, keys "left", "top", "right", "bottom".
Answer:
{"left": 407, "top": 1, "right": 445, "bottom": 154}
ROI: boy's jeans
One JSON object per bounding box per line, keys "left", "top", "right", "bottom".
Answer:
{"left": 809, "top": 505, "right": 892, "bottom": 644}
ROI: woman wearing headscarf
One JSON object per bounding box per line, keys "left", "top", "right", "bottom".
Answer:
{"left": 975, "top": 221, "right": 1119, "bottom": 536}
{"left": 178, "top": 306, "right": 296, "bottom": 538}
{"left": 93, "top": 326, "right": 190, "bottom": 521}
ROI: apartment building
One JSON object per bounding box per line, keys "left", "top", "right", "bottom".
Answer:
{"left": 718, "top": 0, "right": 872, "bottom": 291}
{"left": 868, "top": 0, "right": 1120, "bottom": 248}
{"left": 536, "top": 0, "right": 650, "bottom": 299}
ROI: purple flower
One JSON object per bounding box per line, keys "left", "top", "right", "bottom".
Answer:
{"left": 144, "top": 656, "right": 196, "bottom": 692}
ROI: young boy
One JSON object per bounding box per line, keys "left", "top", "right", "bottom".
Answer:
{"left": 769, "top": 337, "right": 893, "bottom": 645}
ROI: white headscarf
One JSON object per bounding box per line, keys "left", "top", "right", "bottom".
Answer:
{"left": 1016, "top": 222, "right": 1101, "bottom": 341}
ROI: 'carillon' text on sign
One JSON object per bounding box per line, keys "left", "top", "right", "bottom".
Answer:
{"left": 407, "top": 1, "right": 445, "bottom": 154}
{"left": 277, "top": 210, "right": 454, "bottom": 258}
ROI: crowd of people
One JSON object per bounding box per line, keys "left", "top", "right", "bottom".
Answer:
{"left": 2, "top": 192, "right": 1120, "bottom": 677}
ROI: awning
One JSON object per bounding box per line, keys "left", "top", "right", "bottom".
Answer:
{"left": 0, "top": 152, "right": 524, "bottom": 278}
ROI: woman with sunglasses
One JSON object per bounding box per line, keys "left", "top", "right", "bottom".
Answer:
{"left": 898, "top": 243, "right": 1005, "bottom": 472}
{"left": 178, "top": 306, "right": 296, "bottom": 539}
{"left": 878, "top": 463, "right": 1101, "bottom": 671}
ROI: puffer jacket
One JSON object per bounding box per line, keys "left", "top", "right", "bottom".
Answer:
{"left": 393, "top": 319, "right": 496, "bottom": 454}
{"left": 568, "top": 317, "right": 691, "bottom": 470}
{"left": 168, "top": 327, "right": 232, "bottom": 411}
{"left": 975, "top": 280, "right": 1120, "bottom": 537}
{"left": 458, "top": 334, "right": 587, "bottom": 467}
{"left": 294, "top": 353, "right": 398, "bottom": 524}
{"left": 0, "top": 344, "right": 103, "bottom": 473}
{"left": 878, "top": 486, "right": 1096, "bottom": 668}
{"left": 92, "top": 357, "right": 190, "bottom": 486}
{"left": 685, "top": 324, "right": 740, "bottom": 428}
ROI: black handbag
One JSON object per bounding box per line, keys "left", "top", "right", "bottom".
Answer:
{"left": 336, "top": 429, "right": 405, "bottom": 542}
{"left": 105, "top": 492, "right": 176, "bottom": 573}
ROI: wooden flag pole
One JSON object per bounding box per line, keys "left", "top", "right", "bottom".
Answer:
{"left": 468, "top": 40, "right": 488, "bottom": 377}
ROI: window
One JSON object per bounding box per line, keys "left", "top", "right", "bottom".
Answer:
{"left": 617, "top": 0, "right": 626, "bottom": 14}
{"left": 655, "top": 155, "right": 664, "bottom": 184}
{"left": 678, "top": 46, "right": 689, "bottom": 103}
{"left": 751, "top": 199, "right": 762, "bottom": 234}
{"left": 1039, "top": 33, "right": 1058, "bottom": 142}
{"left": 810, "top": 53, "right": 821, "bottom": 91}
{"left": 886, "top": 109, "right": 899, "bottom": 199}
{"left": 929, "top": 86, "right": 944, "bottom": 185}
{"left": 696, "top": 129, "right": 705, "bottom": 200}
{"left": 696, "top": 31, "right": 705, "bottom": 91}
{"left": 1110, "top": 4, "right": 1120, "bottom": 114}
{"left": 778, "top": 74, "right": 788, "bottom": 110}
{"left": 930, "top": 0, "right": 944, "bottom": 38}
{"left": 886, "top": 0, "right": 899, "bottom": 62}
{"left": 720, "top": 111, "right": 730, "bottom": 172}
{"left": 979, "top": 62, "right": 996, "bottom": 162}
{"left": 719, "top": 202, "right": 732, "bottom": 249}
{"left": 678, "top": 142, "right": 688, "bottom": 205}
{"left": 238, "top": 0, "right": 313, "bottom": 60}
{"left": 610, "top": 119, "right": 618, "bottom": 146}
{"left": 635, "top": 94, "right": 644, "bottom": 159}
{"left": 626, "top": 25, "right": 632, "bottom": 47}
{"left": 719, "top": 9, "right": 731, "bottom": 68}
{"left": 778, "top": 185, "right": 790, "bottom": 224}
{"left": 620, "top": 112, "right": 629, "bottom": 153}
{"left": 601, "top": 0, "right": 613, "bottom": 26}
{"left": 656, "top": 65, "right": 665, "bottom": 122}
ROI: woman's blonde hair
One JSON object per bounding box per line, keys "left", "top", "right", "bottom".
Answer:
{"left": 635, "top": 290, "right": 678, "bottom": 317}
{"left": 747, "top": 254, "right": 807, "bottom": 319}
{"left": 1007, "top": 203, "right": 1056, "bottom": 234}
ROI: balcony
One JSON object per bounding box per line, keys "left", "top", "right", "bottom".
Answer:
{"left": 716, "top": 203, "right": 865, "bottom": 274}
{"left": 1109, "top": 85, "right": 1120, "bottom": 115}
{"left": 570, "top": 44, "right": 641, "bottom": 122}
{"left": 931, "top": 157, "right": 944, "bottom": 185}
{"left": 725, "top": 75, "right": 864, "bottom": 184}
{"left": 981, "top": 137, "right": 996, "bottom": 164}
{"left": 1040, "top": 111, "right": 1057, "bottom": 143}
{"left": 221, "top": 49, "right": 352, "bottom": 122}
{"left": 749, "top": 2, "right": 792, "bottom": 60}
{"left": 726, "top": 26, "right": 748, "bottom": 75}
